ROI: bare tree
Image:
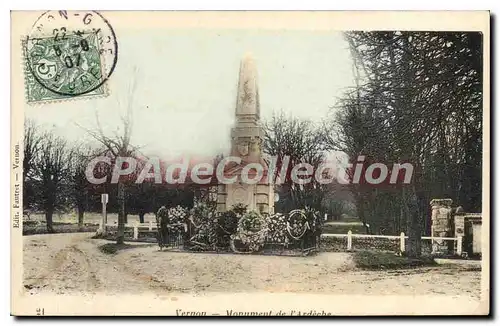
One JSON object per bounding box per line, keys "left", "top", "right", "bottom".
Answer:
{"left": 79, "top": 74, "right": 140, "bottom": 244}
{"left": 33, "top": 133, "right": 73, "bottom": 233}
{"left": 69, "top": 145, "right": 96, "bottom": 229}
{"left": 263, "top": 111, "right": 327, "bottom": 213}
{"left": 23, "top": 119, "right": 42, "bottom": 215}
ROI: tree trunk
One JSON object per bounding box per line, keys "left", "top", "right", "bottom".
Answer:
{"left": 45, "top": 209, "right": 55, "bottom": 233}
{"left": 77, "top": 204, "right": 84, "bottom": 229}
{"left": 116, "top": 182, "right": 125, "bottom": 244}
{"left": 406, "top": 215, "right": 421, "bottom": 257}
{"left": 404, "top": 187, "right": 422, "bottom": 258}
{"left": 356, "top": 192, "right": 371, "bottom": 234}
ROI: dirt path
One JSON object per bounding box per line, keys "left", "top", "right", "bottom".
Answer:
{"left": 23, "top": 233, "right": 157, "bottom": 295}
{"left": 23, "top": 233, "right": 481, "bottom": 299}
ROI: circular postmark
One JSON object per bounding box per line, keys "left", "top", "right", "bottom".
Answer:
{"left": 24, "top": 10, "right": 118, "bottom": 97}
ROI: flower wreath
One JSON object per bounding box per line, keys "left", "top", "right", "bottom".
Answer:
{"left": 287, "top": 209, "right": 310, "bottom": 240}
{"left": 265, "top": 213, "right": 288, "bottom": 244}
{"left": 167, "top": 205, "right": 188, "bottom": 232}
{"left": 231, "top": 211, "right": 268, "bottom": 252}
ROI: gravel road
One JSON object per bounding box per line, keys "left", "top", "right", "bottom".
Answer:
{"left": 23, "top": 233, "right": 481, "bottom": 299}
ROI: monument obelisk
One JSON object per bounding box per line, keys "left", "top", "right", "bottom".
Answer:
{"left": 216, "top": 53, "right": 275, "bottom": 214}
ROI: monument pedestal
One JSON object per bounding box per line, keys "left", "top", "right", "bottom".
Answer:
{"left": 217, "top": 181, "right": 274, "bottom": 214}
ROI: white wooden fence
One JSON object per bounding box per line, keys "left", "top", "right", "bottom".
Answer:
{"left": 321, "top": 230, "right": 463, "bottom": 255}
{"left": 102, "top": 223, "right": 463, "bottom": 254}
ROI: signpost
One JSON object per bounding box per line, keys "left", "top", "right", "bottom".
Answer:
{"left": 100, "top": 193, "right": 109, "bottom": 233}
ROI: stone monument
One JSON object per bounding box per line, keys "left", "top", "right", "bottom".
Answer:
{"left": 216, "top": 53, "right": 275, "bottom": 214}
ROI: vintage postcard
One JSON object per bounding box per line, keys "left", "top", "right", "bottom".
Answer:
{"left": 11, "top": 11, "right": 490, "bottom": 316}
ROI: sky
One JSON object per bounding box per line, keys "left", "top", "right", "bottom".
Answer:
{"left": 26, "top": 28, "right": 356, "bottom": 159}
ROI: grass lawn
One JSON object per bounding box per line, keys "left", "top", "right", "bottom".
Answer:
{"left": 322, "top": 223, "right": 367, "bottom": 234}
{"left": 353, "top": 250, "right": 436, "bottom": 270}
{"left": 98, "top": 243, "right": 140, "bottom": 255}
{"left": 22, "top": 212, "right": 157, "bottom": 235}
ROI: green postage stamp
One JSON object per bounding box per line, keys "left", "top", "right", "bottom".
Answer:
{"left": 23, "top": 11, "right": 118, "bottom": 103}
{"left": 23, "top": 33, "right": 107, "bottom": 103}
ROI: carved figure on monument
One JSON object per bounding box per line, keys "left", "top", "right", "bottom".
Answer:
{"left": 240, "top": 80, "right": 254, "bottom": 105}
{"left": 249, "top": 137, "right": 261, "bottom": 156}
{"left": 236, "top": 141, "right": 249, "bottom": 157}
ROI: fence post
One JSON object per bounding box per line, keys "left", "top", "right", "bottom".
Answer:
{"left": 149, "top": 220, "right": 153, "bottom": 231}
{"left": 101, "top": 193, "right": 108, "bottom": 233}
{"left": 430, "top": 226, "right": 435, "bottom": 254}
{"left": 133, "top": 226, "right": 138, "bottom": 240}
{"left": 457, "top": 236, "right": 463, "bottom": 256}
{"left": 400, "top": 232, "right": 405, "bottom": 253}
{"left": 347, "top": 230, "right": 352, "bottom": 251}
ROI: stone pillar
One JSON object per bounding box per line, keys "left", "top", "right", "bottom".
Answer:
{"left": 454, "top": 207, "right": 465, "bottom": 239}
{"left": 430, "top": 199, "right": 453, "bottom": 254}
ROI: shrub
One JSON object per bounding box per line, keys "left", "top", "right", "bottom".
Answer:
{"left": 187, "top": 203, "right": 218, "bottom": 250}
{"left": 98, "top": 243, "right": 135, "bottom": 255}
{"left": 216, "top": 209, "right": 240, "bottom": 248}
